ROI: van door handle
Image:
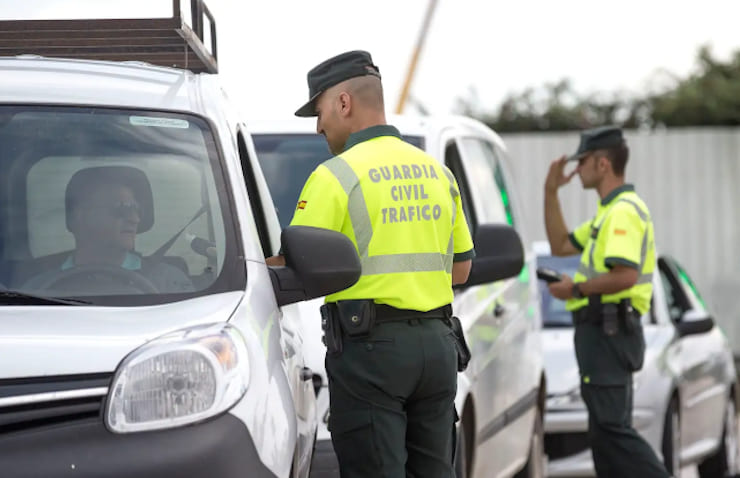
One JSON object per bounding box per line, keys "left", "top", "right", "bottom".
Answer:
{"left": 494, "top": 303, "right": 506, "bottom": 318}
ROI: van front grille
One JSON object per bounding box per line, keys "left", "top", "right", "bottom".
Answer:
{"left": 0, "top": 373, "right": 112, "bottom": 434}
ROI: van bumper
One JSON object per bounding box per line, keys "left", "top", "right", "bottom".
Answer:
{"left": 0, "top": 413, "right": 278, "bottom": 478}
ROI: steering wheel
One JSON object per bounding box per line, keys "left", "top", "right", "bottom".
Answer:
{"left": 31, "top": 264, "right": 160, "bottom": 294}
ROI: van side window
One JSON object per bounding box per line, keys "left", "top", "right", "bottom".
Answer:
{"left": 457, "top": 138, "right": 508, "bottom": 225}
{"left": 444, "top": 141, "right": 476, "bottom": 234}
{"left": 674, "top": 261, "right": 707, "bottom": 313}
{"left": 659, "top": 268, "right": 684, "bottom": 322}
{"left": 489, "top": 145, "right": 517, "bottom": 228}
{"left": 237, "top": 131, "right": 271, "bottom": 258}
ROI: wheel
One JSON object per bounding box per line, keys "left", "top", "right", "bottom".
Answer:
{"left": 698, "top": 395, "right": 740, "bottom": 478}
{"left": 454, "top": 417, "right": 469, "bottom": 478}
{"left": 514, "top": 408, "right": 545, "bottom": 478}
{"left": 661, "top": 397, "right": 681, "bottom": 475}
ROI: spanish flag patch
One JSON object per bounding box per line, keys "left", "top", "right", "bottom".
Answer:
{"left": 297, "top": 200, "right": 307, "bottom": 210}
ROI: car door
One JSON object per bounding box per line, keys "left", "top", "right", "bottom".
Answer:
{"left": 445, "top": 133, "right": 532, "bottom": 474}
{"left": 658, "top": 256, "right": 727, "bottom": 452}
{"left": 236, "top": 128, "right": 316, "bottom": 467}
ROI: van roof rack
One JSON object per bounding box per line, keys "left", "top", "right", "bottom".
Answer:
{"left": 0, "top": 0, "right": 218, "bottom": 73}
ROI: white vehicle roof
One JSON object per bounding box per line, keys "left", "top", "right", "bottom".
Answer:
{"left": 0, "top": 56, "right": 214, "bottom": 114}
{"left": 246, "top": 113, "right": 510, "bottom": 154}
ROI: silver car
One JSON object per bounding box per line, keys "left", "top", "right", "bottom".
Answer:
{"left": 536, "top": 243, "right": 739, "bottom": 477}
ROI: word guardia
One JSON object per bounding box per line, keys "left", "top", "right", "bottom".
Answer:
{"left": 368, "top": 164, "right": 445, "bottom": 224}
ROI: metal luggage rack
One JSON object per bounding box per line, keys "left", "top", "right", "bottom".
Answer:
{"left": 0, "top": 0, "right": 218, "bottom": 73}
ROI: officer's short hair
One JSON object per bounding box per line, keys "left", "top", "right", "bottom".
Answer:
{"left": 600, "top": 143, "right": 629, "bottom": 177}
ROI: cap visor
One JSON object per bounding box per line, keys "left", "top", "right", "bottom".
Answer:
{"left": 294, "top": 92, "right": 321, "bottom": 117}
{"left": 567, "top": 152, "right": 586, "bottom": 161}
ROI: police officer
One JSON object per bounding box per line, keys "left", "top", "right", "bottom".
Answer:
{"left": 267, "top": 50, "right": 475, "bottom": 477}
{"left": 543, "top": 126, "right": 671, "bottom": 477}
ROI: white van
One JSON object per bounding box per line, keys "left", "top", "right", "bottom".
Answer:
{"left": 250, "top": 115, "right": 547, "bottom": 478}
{"left": 0, "top": 7, "right": 364, "bottom": 478}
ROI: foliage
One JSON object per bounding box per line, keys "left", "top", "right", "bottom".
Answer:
{"left": 455, "top": 46, "right": 740, "bottom": 132}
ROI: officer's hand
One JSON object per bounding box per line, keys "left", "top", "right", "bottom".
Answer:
{"left": 544, "top": 156, "right": 577, "bottom": 193}
{"left": 548, "top": 274, "right": 574, "bottom": 300}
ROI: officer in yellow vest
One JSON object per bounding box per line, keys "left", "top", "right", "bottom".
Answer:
{"left": 267, "top": 51, "right": 475, "bottom": 477}
{"left": 544, "top": 126, "right": 671, "bottom": 477}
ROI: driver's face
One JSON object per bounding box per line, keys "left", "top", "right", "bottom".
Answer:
{"left": 78, "top": 185, "right": 140, "bottom": 252}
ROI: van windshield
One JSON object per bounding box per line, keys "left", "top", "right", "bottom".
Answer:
{"left": 0, "top": 106, "right": 243, "bottom": 306}
{"left": 253, "top": 133, "right": 425, "bottom": 229}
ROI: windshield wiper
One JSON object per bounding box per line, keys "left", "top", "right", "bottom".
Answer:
{"left": 0, "top": 290, "right": 91, "bottom": 306}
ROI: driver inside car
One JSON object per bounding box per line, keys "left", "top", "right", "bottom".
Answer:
{"left": 22, "top": 166, "right": 194, "bottom": 294}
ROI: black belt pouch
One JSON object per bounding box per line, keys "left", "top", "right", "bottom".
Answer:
{"left": 335, "top": 300, "right": 376, "bottom": 338}
{"left": 320, "top": 303, "right": 343, "bottom": 356}
{"left": 448, "top": 316, "right": 471, "bottom": 372}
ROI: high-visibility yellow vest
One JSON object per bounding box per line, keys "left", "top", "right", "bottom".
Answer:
{"left": 289, "top": 125, "right": 474, "bottom": 311}
{"left": 566, "top": 185, "right": 655, "bottom": 314}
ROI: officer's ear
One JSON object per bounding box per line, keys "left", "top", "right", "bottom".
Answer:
{"left": 596, "top": 153, "right": 612, "bottom": 173}
{"left": 337, "top": 91, "right": 352, "bottom": 117}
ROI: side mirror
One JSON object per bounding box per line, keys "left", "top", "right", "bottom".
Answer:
{"left": 269, "top": 226, "right": 361, "bottom": 306}
{"left": 675, "top": 308, "right": 715, "bottom": 337}
{"left": 461, "top": 224, "right": 524, "bottom": 287}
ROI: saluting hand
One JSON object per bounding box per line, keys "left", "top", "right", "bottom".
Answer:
{"left": 548, "top": 274, "right": 574, "bottom": 300}
{"left": 544, "top": 156, "right": 577, "bottom": 194}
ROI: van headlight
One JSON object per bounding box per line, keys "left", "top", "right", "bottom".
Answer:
{"left": 105, "top": 323, "right": 249, "bottom": 433}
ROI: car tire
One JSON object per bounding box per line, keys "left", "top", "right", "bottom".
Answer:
{"left": 698, "top": 394, "right": 740, "bottom": 478}
{"left": 514, "top": 407, "right": 545, "bottom": 478}
{"left": 454, "top": 418, "right": 469, "bottom": 478}
{"left": 662, "top": 396, "right": 681, "bottom": 475}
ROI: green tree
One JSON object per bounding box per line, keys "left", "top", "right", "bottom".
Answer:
{"left": 649, "top": 46, "right": 740, "bottom": 127}
{"left": 457, "top": 46, "right": 740, "bottom": 132}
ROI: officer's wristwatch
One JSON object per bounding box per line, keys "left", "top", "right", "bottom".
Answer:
{"left": 572, "top": 283, "right": 585, "bottom": 299}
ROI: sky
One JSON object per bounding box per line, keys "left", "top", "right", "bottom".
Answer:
{"left": 3, "top": 0, "right": 739, "bottom": 120}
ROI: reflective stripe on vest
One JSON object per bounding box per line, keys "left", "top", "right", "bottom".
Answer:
{"left": 577, "top": 198, "right": 653, "bottom": 284}
{"left": 323, "top": 156, "right": 455, "bottom": 275}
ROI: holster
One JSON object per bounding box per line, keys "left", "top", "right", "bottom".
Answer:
{"left": 602, "top": 304, "right": 619, "bottom": 336}
{"left": 446, "top": 315, "right": 471, "bottom": 372}
{"left": 320, "top": 303, "right": 343, "bottom": 356}
{"left": 618, "top": 299, "right": 637, "bottom": 335}
{"left": 335, "top": 300, "right": 376, "bottom": 337}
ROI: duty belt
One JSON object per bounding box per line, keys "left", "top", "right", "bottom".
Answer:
{"left": 374, "top": 303, "right": 451, "bottom": 323}
{"left": 571, "top": 299, "right": 638, "bottom": 325}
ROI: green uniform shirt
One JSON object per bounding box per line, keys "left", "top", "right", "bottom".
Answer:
{"left": 289, "top": 125, "right": 474, "bottom": 311}
{"left": 567, "top": 184, "right": 655, "bottom": 314}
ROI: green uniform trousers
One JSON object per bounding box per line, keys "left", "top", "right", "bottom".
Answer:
{"left": 581, "top": 382, "right": 670, "bottom": 478}
{"left": 325, "top": 318, "right": 458, "bottom": 478}
{"left": 574, "top": 318, "right": 670, "bottom": 478}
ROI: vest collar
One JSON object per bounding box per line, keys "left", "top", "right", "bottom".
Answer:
{"left": 601, "top": 184, "right": 635, "bottom": 206}
{"left": 342, "top": 124, "right": 401, "bottom": 152}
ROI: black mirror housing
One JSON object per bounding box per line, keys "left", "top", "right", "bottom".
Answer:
{"left": 676, "top": 308, "right": 715, "bottom": 337}
{"left": 269, "top": 226, "right": 361, "bottom": 306}
{"left": 462, "top": 224, "right": 524, "bottom": 287}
